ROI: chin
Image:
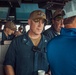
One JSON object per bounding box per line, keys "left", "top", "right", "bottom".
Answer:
{"left": 9, "top": 34, "right": 11, "bottom": 35}
{"left": 35, "top": 32, "right": 41, "bottom": 35}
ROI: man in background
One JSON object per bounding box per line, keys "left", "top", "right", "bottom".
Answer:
{"left": 47, "top": 0, "right": 76, "bottom": 75}
{"left": 1, "top": 21, "right": 16, "bottom": 43}
{"left": 43, "top": 9, "right": 64, "bottom": 40}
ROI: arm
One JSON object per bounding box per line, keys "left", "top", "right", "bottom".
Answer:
{"left": 3, "top": 40, "right": 16, "bottom": 75}
{"left": 4, "top": 65, "right": 15, "bottom": 75}
{"left": 45, "top": 65, "right": 51, "bottom": 75}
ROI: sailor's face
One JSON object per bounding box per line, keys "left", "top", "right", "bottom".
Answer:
{"left": 28, "top": 19, "right": 45, "bottom": 35}
{"left": 53, "top": 18, "right": 64, "bottom": 32}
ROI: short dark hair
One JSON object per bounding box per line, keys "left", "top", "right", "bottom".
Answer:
{"left": 53, "top": 14, "right": 63, "bottom": 20}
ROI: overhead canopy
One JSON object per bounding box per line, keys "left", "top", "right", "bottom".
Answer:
{"left": 0, "top": 0, "right": 71, "bottom": 23}
{"left": 0, "top": 0, "right": 71, "bottom": 9}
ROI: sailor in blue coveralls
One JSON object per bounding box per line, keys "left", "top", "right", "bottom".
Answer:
{"left": 3, "top": 10, "right": 50, "bottom": 75}
{"left": 43, "top": 9, "right": 64, "bottom": 40}
{"left": 1, "top": 21, "right": 16, "bottom": 44}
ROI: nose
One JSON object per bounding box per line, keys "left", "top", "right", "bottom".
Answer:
{"left": 61, "top": 20, "right": 64, "bottom": 27}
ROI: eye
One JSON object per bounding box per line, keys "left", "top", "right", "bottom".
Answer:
{"left": 34, "top": 19, "right": 40, "bottom": 22}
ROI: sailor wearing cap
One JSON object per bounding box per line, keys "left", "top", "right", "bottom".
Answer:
{"left": 3, "top": 10, "right": 50, "bottom": 75}
{"left": 1, "top": 21, "right": 16, "bottom": 43}
{"left": 43, "top": 9, "right": 64, "bottom": 40}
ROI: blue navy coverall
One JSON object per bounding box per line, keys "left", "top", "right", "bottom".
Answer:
{"left": 4, "top": 33, "right": 49, "bottom": 75}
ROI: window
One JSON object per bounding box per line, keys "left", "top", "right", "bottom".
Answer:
{"left": 1, "top": 25, "right": 4, "bottom": 30}
{"left": 16, "top": 25, "right": 20, "bottom": 31}
{"left": 16, "top": 4, "right": 45, "bottom": 20}
{"left": 0, "top": 7, "right": 9, "bottom": 20}
{"left": 25, "top": 25, "right": 30, "bottom": 32}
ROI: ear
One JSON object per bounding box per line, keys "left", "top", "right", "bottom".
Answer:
{"left": 73, "top": 17, "right": 76, "bottom": 25}
{"left": 28, "top": 19, "right": 31, "bottom": 26}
